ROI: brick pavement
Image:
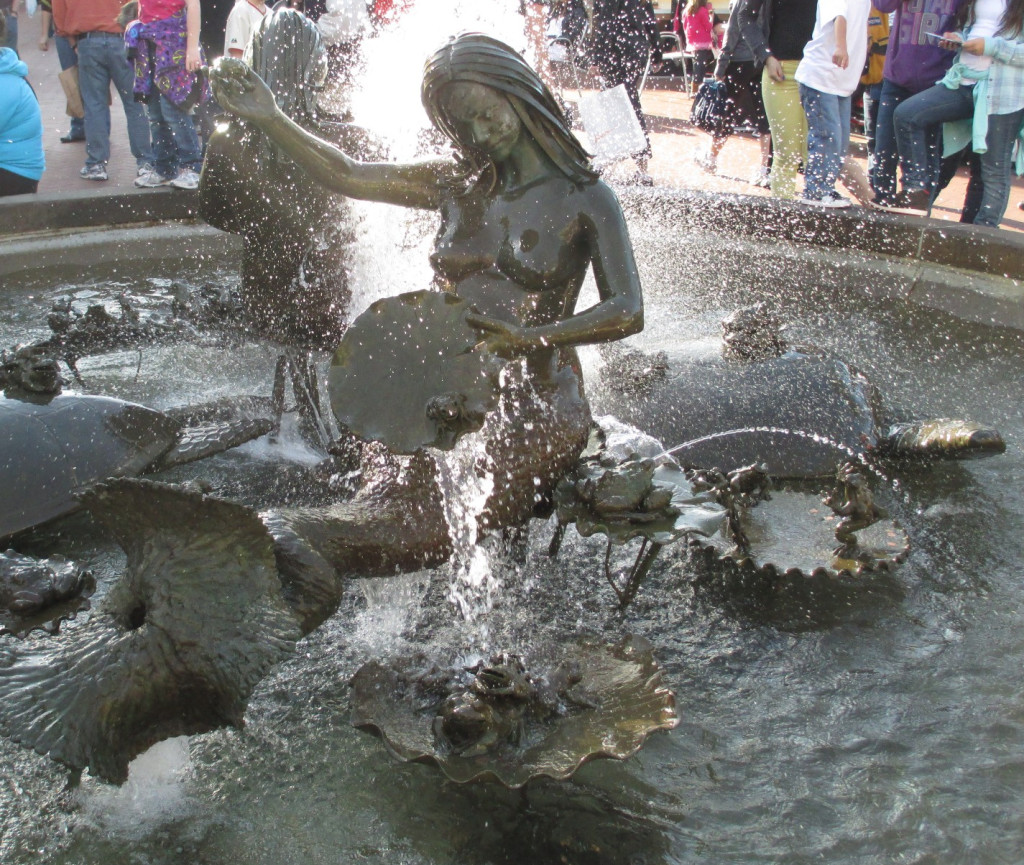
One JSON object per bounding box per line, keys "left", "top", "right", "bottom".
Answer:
{"left": 12, "top": 21, "right": 1024, "bottom": 232}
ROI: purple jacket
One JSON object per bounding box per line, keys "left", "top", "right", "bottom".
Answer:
{"left": 876, "top": 0, "right": 966, "bottom": 93}
{"left": 125, "top": 9, "right": 210, "bottom": 110}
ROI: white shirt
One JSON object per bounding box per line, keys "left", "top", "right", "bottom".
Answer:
{"left": 794, "top": 0, "right": 871, "bottom": 97}
{"left": 961, "top": 0, "right": 1003, "bottom": 74}
{"left": 224, "top": 0, "right": 268, "bottom": 58}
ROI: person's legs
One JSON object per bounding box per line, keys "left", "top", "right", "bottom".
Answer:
{"left": 799, "top": 84, "right": 844, "bottom": 200}
{"left": 53, "top": 35, "right": 85, "bottom": 140}
{"left": 0, "top": 167, "right": 38, "bottom": 196}
{"left": 157, "top": 93, "right": 203, "bottom": 173}
{"left": 958, "top": 152, "right": 982, "bottom": 223}
{"left": 76, "top": 36, "right": 114, "bottom": 169}
{"left": 871, "top": 78, "right": 913, "bottom": 203}
{"left": 691, "top": 49, "right": 714, "bottom": 92}
{"left": 762, "top": 61, "right": 806, "bottom": 200}
{"left": 105, "top": 37, "right": 153, "bottom": 168}
{"left": 3, "top": 10, "right": 17, "bottom": 53}
{"left": 973, "top": 106, "right": 1024, "bottom": 227}
{"left": 893, "top": 84, "right": 973, "bottom": 194}
{"left": 145, "top": 96, "right": 177, "bottom": 180}
{"left": 864, "top": 82, "right": 881, "bottom": 165}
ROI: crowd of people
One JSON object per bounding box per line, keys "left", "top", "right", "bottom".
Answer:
{"left": 687, "top": 0, "right": 1023, "bottom": 225}
{"left": 1, "top": 0, "right": 1021, "bottom": 226}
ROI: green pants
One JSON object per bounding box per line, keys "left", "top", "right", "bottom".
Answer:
{"left": 761, "top": 60, "right": 808, "bottom": 200}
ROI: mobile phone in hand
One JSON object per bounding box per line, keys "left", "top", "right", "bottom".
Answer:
{"left": 924, "top": 31, "right": 963, "bottom": 46}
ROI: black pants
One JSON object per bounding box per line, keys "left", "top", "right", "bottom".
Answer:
{"left": 715, "top": 60, "right": 769, "bottom": 142}
{"left": 0, "top": 167, "right": 38, "bottom": 196}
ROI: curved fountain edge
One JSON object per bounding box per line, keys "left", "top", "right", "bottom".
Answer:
{"left": 1, "top": 185, "right": 1022, "bottom": 331}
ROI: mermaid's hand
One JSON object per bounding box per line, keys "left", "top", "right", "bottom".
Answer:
{"left": 466, "top": 312, "right": 532, "bottom": 359}
{"left": 208, "top": 57, "right": 279, "bottom": 124}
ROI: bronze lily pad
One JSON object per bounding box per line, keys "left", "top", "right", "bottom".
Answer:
{"left": 328, "top": 290, "right": 504, "bottom": 454}
{"left": 350, "top": 634, "right": 678, "bottom": 788}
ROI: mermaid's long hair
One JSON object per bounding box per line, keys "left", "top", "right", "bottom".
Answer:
{"left": 246, "top": 8, "right": 328, "bottom": 126}
{"left": 421, "top": 32, "right": 597, "bottom": 189}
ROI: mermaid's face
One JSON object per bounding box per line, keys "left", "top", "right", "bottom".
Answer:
{"left": 439, "top": 82, "right": 522, "bottom": 162}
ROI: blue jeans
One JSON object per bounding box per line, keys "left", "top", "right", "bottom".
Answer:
{"left": 971, "top": 107, "right": 1024, "bottom": 226}
{"left": 147, "top": 93, "right": 202, "bottom": 178}
{"left": 893, "top": 83, "right": 973, "bottom": 194}
{"left": 798, "top": 84, "right": 850, "bottom": 200}
{"left": 55, "top": 35, "right": 85, "bottom": 139}
{"left": 873, "top": 79, "right": 929, "bottom": 203}
{"left": 76, "top": 32, "right": 152, "bottom": 168}
{"left": 3, "top": 10, "right": 17, "bottom": 53}
{"left": 894, "top": 83, "right": 1023, "bottom": 226}
{"left": 864, "top": 82, "right": 882, "bottom": 161}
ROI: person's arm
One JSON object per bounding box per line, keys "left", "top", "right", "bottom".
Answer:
{"left": 832, "top": 14, "right": 848, "bottom": 68}
{"left": 210, "top": 57, "right": 446, "bottom": 209}
{"left": 184, "top": 0, "right": 201, "bottom": 70}
{"left": 736, "top": 0, "right": 770, "bottom": 62}
{"left": 968, "top": 33, "right": 1024, "bottom": 66}
{"left": 467, "top": 183, "right": 644, "bottom": 357}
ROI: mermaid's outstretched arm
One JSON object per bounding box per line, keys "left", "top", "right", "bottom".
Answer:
{"left": 209, "top": 58, "right": 447, "bottom": 210}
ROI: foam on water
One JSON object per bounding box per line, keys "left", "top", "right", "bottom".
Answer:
{"left": 76, "top": 738, "right": 194, "bottom": 838}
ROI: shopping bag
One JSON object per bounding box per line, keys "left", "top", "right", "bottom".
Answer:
{"left": 689, "top": 79, "right": 733, "bottom": 137}
{"left": 58, "top": 67, "right": 85, "bottom": 120}
{"left": 577, "top": 84, "right": 648, "bottom": 165}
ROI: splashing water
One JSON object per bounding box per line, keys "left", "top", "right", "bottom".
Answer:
{"left": 76, "top": 738, "right": 193, "bottom": 838}
{"left": 352, "top": 0, "right": 534, "bottom": 157}
{"left": 435, "top": 429, "right": 498, "bottom": 634}
{"left": 351, "top": 572, "right": 432, "bottom": 652}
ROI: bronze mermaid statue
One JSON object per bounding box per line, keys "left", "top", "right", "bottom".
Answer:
{"left": 0, "top": 33, "right": 646, "bottom": 784}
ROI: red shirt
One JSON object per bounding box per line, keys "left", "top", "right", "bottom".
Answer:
{"left": 53, "top": 0, "right": 125, "bottom": 37}
{"left": 139, "top": 0, "right": 185, "bottom": 23}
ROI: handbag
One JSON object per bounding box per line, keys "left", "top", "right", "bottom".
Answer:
{"left": 578, "top": 83, "right": 648, "bottom": 166}
{"left": 58, "top": 67, "right": 85, "bottom": 120}
{"left": 690, "top": 79, "right": 732, "bottom": 137}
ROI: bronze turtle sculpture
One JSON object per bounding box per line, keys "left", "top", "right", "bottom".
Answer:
{"left": 1, "top": 347, "right": 278, "bottom": 543}
{"left": 591, "top": 305, "right": 1005, "bottom": 480}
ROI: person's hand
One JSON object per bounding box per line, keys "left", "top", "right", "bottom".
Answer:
{"left": 832, "top": 47, "right": 849, "bottom": 68}
{"left": 938, "top": 31, "right": 965, "bottom": 51}
{"left": 208, "top": 57, "right": 280, "bottom": 124}
{"left": 765, "top": 55, "right": 784, "bottom": 82}
{"left": 39, "top": 36, "right": 50, "bottom": 51}
{"left": 959, "top": 36, "right": 985, "bottom": 55}
{"left": 186, "top": 45, "right": 201, "bottom": 72}
{"left": 465, "top": 312, "right": 531, "bottom": 359}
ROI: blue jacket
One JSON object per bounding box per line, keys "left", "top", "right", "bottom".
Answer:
{"left": 0, "top": 47, "right": 45, "bottom": 182}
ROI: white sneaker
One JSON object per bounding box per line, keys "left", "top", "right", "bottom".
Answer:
{"left": 134, "top": 166, "right": 173, "bottom": 188}
{"left": 749, "top": 167, "right": 770, "bottom": 188}
{"left": 169, "top": 168, "right": 200, "bottom": 190}
{"left": 694, "top": 152, "right": 717, "bottom": 174}
{"left": 799, "top": 192, "right": 851, "bottom": 209}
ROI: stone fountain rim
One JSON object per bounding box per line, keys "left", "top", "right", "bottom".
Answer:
{"left": 1, "top": 185, "right": 1022, "bottom": 332}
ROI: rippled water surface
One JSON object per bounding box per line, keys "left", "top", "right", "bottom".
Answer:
{"left": 2, "top": 204, "right": 1023, "bottom": 865}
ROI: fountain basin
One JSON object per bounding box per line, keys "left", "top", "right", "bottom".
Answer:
{"left": 0, "top": 185, "right": 1022, "bottom": 865}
